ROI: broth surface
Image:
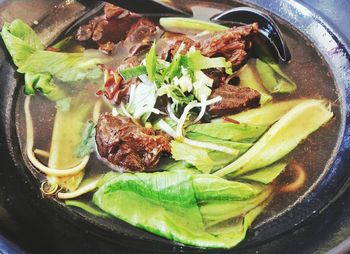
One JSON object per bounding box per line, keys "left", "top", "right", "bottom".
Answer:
{"left": 16, "top": 0, "right": 341, "bottom": 238}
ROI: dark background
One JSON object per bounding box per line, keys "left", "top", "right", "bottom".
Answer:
{"left": 0, "top": 0, "right": 349, "bottom": 253}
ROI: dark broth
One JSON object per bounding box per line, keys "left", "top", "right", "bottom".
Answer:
{"left": 16, "top": 0, "right": 341, "bottom": 240}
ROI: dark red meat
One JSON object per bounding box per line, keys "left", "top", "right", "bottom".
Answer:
{"left": 200, "top": 23, "right": 259, "bottom": 69}
{"left": 208, "top": 85, "right": 261, "bottom": 116}
{"left": 95, "top": 114, "right": 171, "bottom": 171}
{"left": 157, "top": 32, "right": 199, "bottom": 60}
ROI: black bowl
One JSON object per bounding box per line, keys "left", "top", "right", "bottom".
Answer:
{"left": 0, "top": 0, "right": 349, "bottom": 253}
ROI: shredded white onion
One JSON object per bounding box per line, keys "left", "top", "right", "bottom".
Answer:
{"left": 193, "top": 94, "right": 207, "bottom": 124}
{"left": 156, "top": 119, "right": 177, "bottom": 137}
{"left": 127, "top": 84, "right": 137, "bottom": 108}
{"left": 167, "top": 103, "right": 179, "bottom": 122}
{"left": 134, "top": 107, "right": 162, "bottom": 119}
{"left": 120, "top": 102, "right": 133, "bottom": 118}
{"left": 176, "top": 96, "right": 222, "bottom": 138}
{"left": 139, "top": 74, "right": 154, "bottom": 87}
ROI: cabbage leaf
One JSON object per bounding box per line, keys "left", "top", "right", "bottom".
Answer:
{"left": 214, "top": 99, "right": 333, "bottom": 177}
{"left": 93, "top": 171, "right": 269, "bottom": 249}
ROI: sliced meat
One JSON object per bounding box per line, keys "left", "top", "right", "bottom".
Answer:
{"left": 125, "top": 18, "right": 158, "bottom": 56}
{"left": 96, "top": 114, "right": 171, "bottom": 171}
{"left": 208, "top": 85, "right": 260, "bottom": 116}
{"left": 126, "top": 18, "right": 157, "bottom": 43}
{"left": 157, "top": 32, "right": 199, "bottom": 60}
{"left": 200, "top": 23, "right": 258, "bottom": 70}
{"left": 76, "top": 3, "right": 139, "bottom": 53}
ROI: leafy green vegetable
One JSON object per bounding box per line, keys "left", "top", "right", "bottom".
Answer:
{"left": 220, "top": 99, "right": 305, "bottom": 126}
{"left": 188, "top": 50, "right": 233, "bottom": 75}
{"left": 159, "top": 17, "right": 227, "bottom": 33}
{"left": 1, "top": 19, "right": 107, "bottom": 91}
{"left": 186, "top": 122, "right": 268, "bottom": 142}
{"left": 238, "top": 63, "right": 272, "bottom": 105}
{"left": 145, "top": 42, "right": 157, "bottom": 83}
{"left": 157, "top": 84, "right": 194, "bottom": 110}
{"left": 74, "top": 121, "right": 95, "bottom": 158}
{"left": 18, "top": 50, "right": 106, "bottom": 82}
{"left": 199, "top": 187, "right": 271, "bottom": 226}
{"left": 185, "top": 132, "right": 253, "bottom": 153}
{"left": 93, "top": 171, "right": 270, "bottom": 248}
{"left": 24, "top": 72, "right": 67, "bottom": 101}
{"left": 171, "top": 140, "right": 225, "bottom": 173}
{"left": 256, "top": 59, "right": 296, "bottom": 94}
{"left": 238, "top": 162, "right": 287, "bottom": 184}
{"left": 65, "top": 200, "right": 109, "bottom": 218}
{"left": 119, "top": 65, "right": 147, "bottom": 80}
{"left": 214, "top": 100, "right": 333, "bottom": 177}
{"left": 1, "top": 19, "right": 43, "bottom": 66}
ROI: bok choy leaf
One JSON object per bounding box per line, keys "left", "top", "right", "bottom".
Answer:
{"left": 214, "top": 99, "right": 333, "bottom": 177}
{"left": 186, "top": 122, "right": 268, "bottom": 142}
{"left": 93, "top": 171, "right": 270, "bottom": 248}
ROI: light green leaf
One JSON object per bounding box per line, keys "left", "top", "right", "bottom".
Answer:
{"left": 238, "top": 162, "right": 287, "bottom": 184}
{"left": 186, "top": 122, "right": 268, "bottom": 142}
{"left": 214, "top": 99, "right": 333, "bottom": 177}
{"left": 93, "top": 171, "right": 271, "bottom": 248}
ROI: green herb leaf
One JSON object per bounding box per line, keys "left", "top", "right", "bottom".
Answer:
{"left": 145, "top": 42, "right": 157, "bottom": 83}
{"left": 74, "top": 121, "right": 96, "bottom": 158}
{"left": 119, "top": 65, "right": 147, "bottom": 80}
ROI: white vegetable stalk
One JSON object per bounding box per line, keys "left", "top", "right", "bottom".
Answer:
{"left": 193, "top": 94, "right": 207, "bottom": 123}
{"left": 167, "top": 103, "right": 180, "bottom": 122}
{"left": 176, "top": 96, "right": 222, "bottom": 138}
{"left": 183, "top": 138, "right": 239, "bottom": 155}
{"left": 139, "top": 74, "right": 154, "bottom": 87}
{"left": 127, "top": 84, "right": 137, "bottom": 108}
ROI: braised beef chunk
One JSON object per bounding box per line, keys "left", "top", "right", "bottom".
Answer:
{"left": 126, "top": 18, "right": 157, "bottom": 43}
{"left": 208, "top": 85, "right": 260, "bottom": 116}
{"left": 158, "top": 32, "right": 199, "bottom": 60}
{"left": 200, "top": 23, "right": 258, "bottom": 70}
{"left": 76, "top": 3, "right": 158, "bottom": 54}
{"left": 96, "top": 114, "right": 171, "bottom": 171}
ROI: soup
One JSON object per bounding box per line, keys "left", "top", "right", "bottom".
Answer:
{"left": 3, "top": 1, "right": 340, "bottom": 249}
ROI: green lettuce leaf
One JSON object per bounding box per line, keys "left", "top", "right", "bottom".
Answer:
{"left": 17, "top": 50, "right": 106, "bottom": 82}
{"left": 1, "top": 19, "right": 43, "bottom": 66}
{"left": 24, "top": 72, "right": 66, "bottom": 101}
{"left": 93, "top": 171, "right": 270, "bottom": 248}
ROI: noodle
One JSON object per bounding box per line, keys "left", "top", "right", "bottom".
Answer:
{"left": 34, "top": 149, "right": 50, "bottom": 158}
{"left": 57, "top": 178, "right": 100, "bottom": 199}
{"left": 280, "top": 163, "right": 306, "bottom": 193}
{"left": 24, "top": 96, "right": 101, "bottom": 177}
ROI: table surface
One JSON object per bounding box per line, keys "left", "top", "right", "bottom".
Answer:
{"left": 0, "top": 0, "right": 349, "bottom": 253}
